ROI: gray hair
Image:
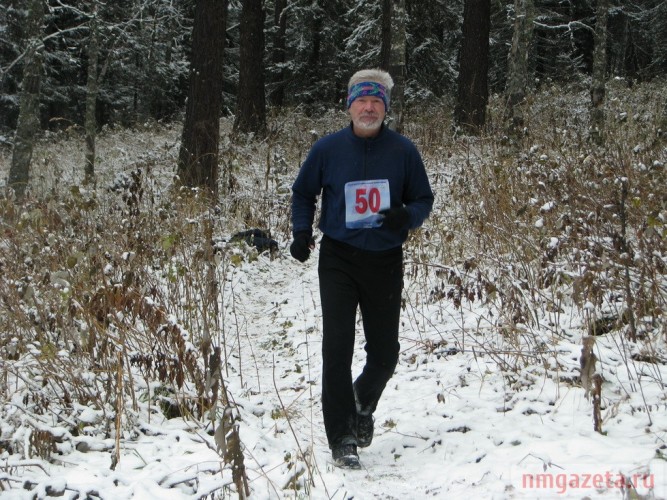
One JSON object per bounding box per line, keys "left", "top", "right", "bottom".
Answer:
{"left": 347, "top": 69, "right": 394, "bottom": 109}
{"left": 348, "top": 69, "right": 394, "bottom": 92}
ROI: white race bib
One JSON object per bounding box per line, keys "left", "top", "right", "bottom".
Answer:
{"left": 344, "top": 179, "right": 390, "bottom": 228}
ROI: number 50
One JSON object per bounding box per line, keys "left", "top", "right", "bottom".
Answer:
{"left": 355, "top": 187, "right": 381, "bottom": 214}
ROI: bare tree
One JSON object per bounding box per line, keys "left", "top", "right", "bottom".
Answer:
{"left": 83, "top": 1, "right": 183, "bottom": 185}
{"left": 380, "top": 0, "right": 391, "bottom": 70}
{"left": 590, "top": 0, "right": 609, "bottom": 144}
{"left": 84, "top": 5, "right": 99, "bottom": 185}
{"left": 380, "top": 0, "right": 407, "bottom": 133}
{"left": 8, "top": 0, "right": 45, "bottom": 199}
{"left": 233, "top": 0, "right": 267, "bottom": 136}
{"left": 505, "top": 0, "right": 534, "bottom": 132}
{"left": 454, "top": 0, "right": 491, "bottom": 132}
{"left": 269, "top": 0, "right": 287, "bottom": 107}
{"left": 177, "top": 0, "right": 227, "bottom": 192}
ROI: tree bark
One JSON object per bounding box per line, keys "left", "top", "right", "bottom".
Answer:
{"left": 84, "top": 7, "right": 99, "bottom": 185}
{"left": 380, "top": 0, "right": 392, "bottom": 71}
{"left": 505, "top": 0, "right": 534, "bottom": 132}
{"left": 8, "top": 0, "right": 45, "bottom": 199}
{"left": 177, "top": 0, "right": 227, "bottom": 192}
{"left": 269, "top": 0, "right": 287, "bottom": 107}
{"left": 380, "top": 0, "right": 406, "bottom": 132}
{"left": 654, "top": 2, "right": 667, "bottom": 79}
{"left": 590, "top": 0, "right": 609, "bottom": 144}
{"left": 233, "top": 0, "right": 267, "bottom": 136}
{"left": 454, "top": 0, "right": 491, "bottom": 133}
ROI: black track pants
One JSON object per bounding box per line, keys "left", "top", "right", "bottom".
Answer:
{"left": 318, "top": 235, "right": 402, "bottom": 447}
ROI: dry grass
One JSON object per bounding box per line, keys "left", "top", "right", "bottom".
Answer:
{"left": 0, "top": 82, "right": 665, "bottom": 486}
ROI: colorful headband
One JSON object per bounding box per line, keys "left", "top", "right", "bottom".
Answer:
{"left": 346, "top": 81, "right": 389, "bottom": 110}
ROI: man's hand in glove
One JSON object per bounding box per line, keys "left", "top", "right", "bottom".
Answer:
{"left": 379, "top": 207, "right": 410, "bottom": 232}
{"left": 290, "top": 232, "right": 316, "bottom": 262}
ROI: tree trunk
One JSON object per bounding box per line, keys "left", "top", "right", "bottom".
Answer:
{"left": 454, "top": 0, "right": 491, "bottom": 133}
{"left": 269, "top": 0, "right": 287, "bottom": 107}
{"left": 84, "top": 8, "right": 99, "bottom": 185}
{"left": 380, "top": 0, "right": 392, "bottom": 70}
{"left": 307, "top": 9, "right": 322, "bottom": 99}
{"left": 233, "top": 0, "right": 267, "bottom": 136}
{"left": 505, "top": 0, "right": 534, "bottom": 132}
{"left": 385, "top": 0, "right": 406, "bottom": 133}
{"left": 590, "top": 0, "right": 609, "bottom": 144}
{"left": 8, "top": 0, "right": 45, "bottom": 199}
{"left": 653, "top": 2, "right": 667, "bottom": 79}
{"left": 177, "top": 0, "right": 227, "bottom": 192}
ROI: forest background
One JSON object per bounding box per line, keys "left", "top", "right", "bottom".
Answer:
{"left": 2, "top": 1, "right": 666, "bottom": 151}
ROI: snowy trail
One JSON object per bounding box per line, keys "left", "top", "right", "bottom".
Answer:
{"left": 224, "top": 248, "right": 448, "bottom": 498}
{"left": 226, "top": 248, "right": 667, "bottom": 500}
{"left": 2, "top": 243, "right": 665, "bottom": 499}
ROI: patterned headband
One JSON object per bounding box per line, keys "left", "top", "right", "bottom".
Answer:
{"left": 346, "top": 81, "right": 389, "bottom": 110}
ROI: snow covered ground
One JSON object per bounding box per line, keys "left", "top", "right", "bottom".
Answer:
{"left": 2, "top": 243, "right": 665, "bottom": 499}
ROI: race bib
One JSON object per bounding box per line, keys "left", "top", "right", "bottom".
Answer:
{"left": 344, "top": 179, "right": 390, "bottom": 228}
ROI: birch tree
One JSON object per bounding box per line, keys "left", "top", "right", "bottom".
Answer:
{"left": 505, "top": 0, "right": 534, "bottom": 132}
{"left": 590, "top": 0, "right": 609, "bottom": 144}
{"left": 84, "top": 5, "right": 99, "bottom": 185}
{"left": 380, "top": 0, "right": 406, "bottom": 132}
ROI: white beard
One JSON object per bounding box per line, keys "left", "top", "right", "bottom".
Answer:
{"left": 353, "top": 115, "right": 383, "bottom": 131}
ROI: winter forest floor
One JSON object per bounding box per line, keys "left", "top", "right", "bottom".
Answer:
{"left": 1, "top": 82, "right": 667, "bottom": 499}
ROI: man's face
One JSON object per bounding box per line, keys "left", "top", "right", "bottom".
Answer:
{"left": 349, "top": 95, "right": 386, "bottom": 138}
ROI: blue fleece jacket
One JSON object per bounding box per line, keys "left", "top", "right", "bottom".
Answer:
{"left": 291, "top": 123, "right": 434, "bottom": 251}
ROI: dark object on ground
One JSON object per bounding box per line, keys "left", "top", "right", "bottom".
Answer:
{"left": 231, "top": 229, "right": 278, "bottom": 253}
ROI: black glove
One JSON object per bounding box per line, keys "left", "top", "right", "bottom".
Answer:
{"left": 290, "top": 232, "right": 315, "bottom": 262}
{"left": 380, "top": 207, "right": 410, "bottom": 232}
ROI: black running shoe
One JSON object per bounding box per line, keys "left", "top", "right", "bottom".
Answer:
{"left": 356, "top": 413, "right": 375, "bottom": 448}
{"left": 332, "top": 443, "right": 361, "bottom": 469}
